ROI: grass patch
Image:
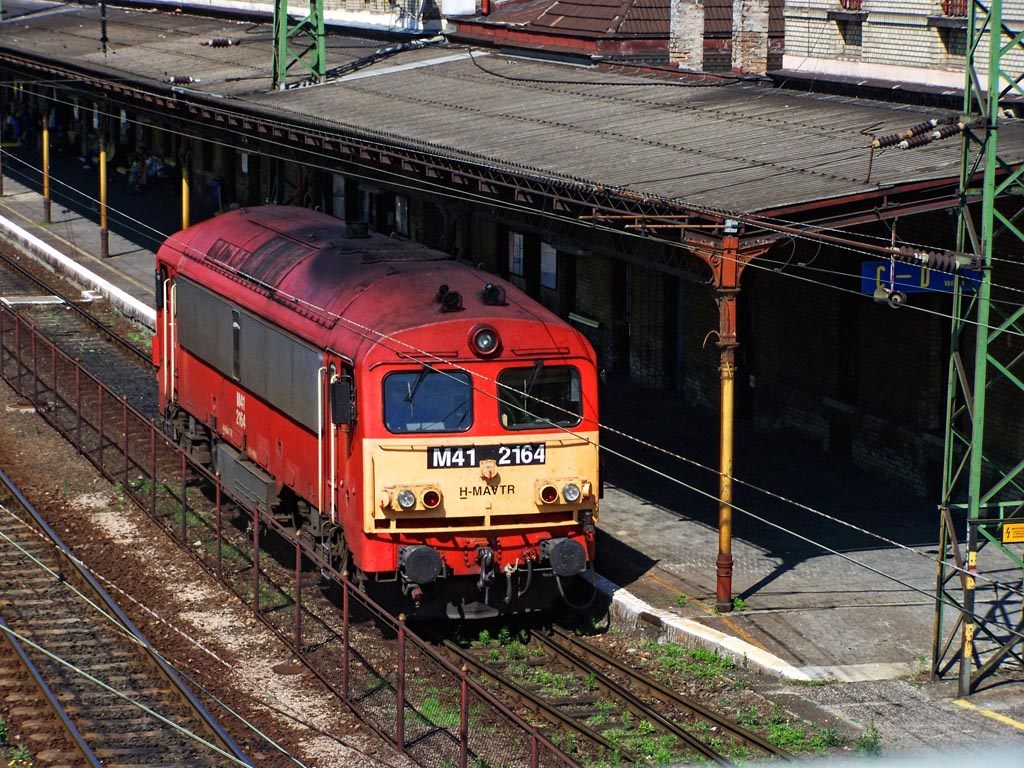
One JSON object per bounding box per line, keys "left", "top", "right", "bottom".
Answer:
{"left": 855, "top": 722, "right": 883, "bottom": 756}
{"left": 1, "top": 717, "right": 32, "bottom": 768}
{"left": 646, "top": 640, "right": 735, "bottom": 679}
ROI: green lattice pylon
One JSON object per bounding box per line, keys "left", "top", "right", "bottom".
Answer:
{"left": 273, "top": 0, "right": 326, "bottom": 90}
{"left": 932, "top": 0, "right": 1024, "bottom": 696}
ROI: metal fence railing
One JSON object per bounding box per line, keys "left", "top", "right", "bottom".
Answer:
{"left": 0, "top": 305, "right": 581, "bottom": 768}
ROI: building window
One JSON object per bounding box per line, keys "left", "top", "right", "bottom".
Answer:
{"left": 508, "top": 232, "right": 524, "bottom": 278}
{"left": 943, "top": 0, "right": 967, "bottom": 16}
{"left": 838, "top": 20, "right": 863, "bottom": 49}
{"left": 540, "top": 242, "right": 557, "bottom": 290}
{"left": 940, "top": 27, "right": 967, "bottom": 56}
{"left": 839, "top": 0, "right": 861, "bottom": 9}
{"left": 394, "top": 194, "right": 409, "bottom": 237}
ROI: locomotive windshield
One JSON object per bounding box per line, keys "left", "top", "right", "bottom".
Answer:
{"left": 498, "top": 365, "right": 582, "bottom": 430}
{"left": 384, "top": 368, "right": 473, "bottom": 433}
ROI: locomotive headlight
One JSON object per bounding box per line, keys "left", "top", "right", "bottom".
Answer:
{"left": 397, "top": 489, "right": 417, "bottom": 510}
{"left": 422, "top": 489, "right": 441, "bottom": 509}
{"left": 539, "top": 484, "right": 558, "bottom": 504}
{"left": 562, "top": 482, "right": 581, "bottom": 503}
{"left": 469, "top": 324, "right": 500, "bottom": 357}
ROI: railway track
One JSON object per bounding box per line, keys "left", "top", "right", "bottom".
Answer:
{"left": 0, "top": 467, "right": 252, "bottom": 767}
{"left": 0, "top": 242, "right": 157, "bottom": 418}
{"left": 434, "top": 626, "right": 793, "bottom": 766}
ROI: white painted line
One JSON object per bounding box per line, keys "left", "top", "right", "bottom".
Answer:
{"left": 0, "top": 214, "right": 156, "bottom": 328}
{"left": 593, "top": 572, "right": 813, "bottom": 681}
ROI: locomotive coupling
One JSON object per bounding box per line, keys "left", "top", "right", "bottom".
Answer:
{"left": 477, "top": 547, "right": 496, "bottom": 590}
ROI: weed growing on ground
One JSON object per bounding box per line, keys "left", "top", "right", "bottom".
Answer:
{"left": 646, "top": 640, "right": 735, "bottom": 679}
{"left": 855, "top": 722, "right": 883, "bottom": 756}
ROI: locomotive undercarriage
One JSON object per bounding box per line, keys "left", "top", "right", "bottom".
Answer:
{"left": 159, "top": 405, "right": 369, "bottom": 588}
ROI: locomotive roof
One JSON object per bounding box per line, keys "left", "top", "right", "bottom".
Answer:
{"left": 160, "top": 206, "right": 585, "bottom": 361}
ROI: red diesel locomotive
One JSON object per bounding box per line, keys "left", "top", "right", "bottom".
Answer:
{"left": 154, "top": 206, "right": 600, "bottom": 618}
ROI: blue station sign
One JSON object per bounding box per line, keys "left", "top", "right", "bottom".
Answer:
{"left": 860, "top": 262, "right": 979, "bottom": 295}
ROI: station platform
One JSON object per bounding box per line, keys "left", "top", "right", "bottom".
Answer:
{"left": 2, "top": 148, "right": 1024, "bottom": 754}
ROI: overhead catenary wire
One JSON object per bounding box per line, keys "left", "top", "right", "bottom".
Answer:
{"left": 153, "top": 218, "right": 1024, "bottom": 616}
{"left": 4, "top": 154, "right": 1024, "bottom": 678}
{"left": 5, "top": 133, "right": 1024, "bottom": 343}
{"left": 2, "top": 50, "right": 1024, "bottom": 604}
{"left": 0, "top": 71, "right": 1017, "bottom": 289}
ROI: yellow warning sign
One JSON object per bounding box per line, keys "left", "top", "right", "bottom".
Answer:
{"left": 1002, "top": 522, "right": 1024, "bottom": 544}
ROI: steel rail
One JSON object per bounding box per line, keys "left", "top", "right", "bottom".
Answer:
{"left": 0, "top": 615, "right": 103, "bottom": 767}
{"left": 439, "top": 637, "right": 634, "bottom": 763}
{"left": 0, "top": 466, "right": 254, "bottom": 767}
{"left": 548, "top": 625, "right": 793, "bottom": 759}
{"left": 529, "top": 631, "right": 735, "bottom": 765}
{"left": 0, "top": 246, "right": 152, "bottom": 365}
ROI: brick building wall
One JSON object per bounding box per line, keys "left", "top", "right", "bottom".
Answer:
{"left": 573, "top": 254, "right": 617, "bottom": 372}
{"left": 680, "top": 283, "right": 720, "bottom": 409}
{"left": 629, "top": 265, "right": 669, "bottom": 389}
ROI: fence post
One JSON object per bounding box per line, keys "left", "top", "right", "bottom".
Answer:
{"left": 75, "top": 361, "right": 81, "bottom": 453}
{"left": 31, "top": 332, "right": 37, "bottom": 405}
{"left": 14, "top": 320, "right": 21, "bottom": 393}
{"left": 97, "top": 385, "right": 104, "bottom": 470}
{"left": 252, "top": 506, "right": 261, "bottom": 614}
{"left": 397, "top": 613, "right": 406, "bottom": 752}
{"left": 50, "top": 345, "right": 56, "bottom": 415}
{"left": 15, "top": 320, "right": 21, "bottom": 393}
{"left": 294, "top": 537, "right": 302, "bottom": 649}
{"left": 122, "top": 396, "right": 129, "bottom": 490}
{"left": 460, "top": 665, "right": 469, "bottom": 768}
{"left": 342, "top": 577, "right": 349, "bottom": 701}
{"left": 179, "top": 452, "right": 187, "bottom": 542}
{"left": 216, "top": 474, "right": 223, "bottom": 578}
{"left": 150, "top": 427, "right": 157, "bottom": 517}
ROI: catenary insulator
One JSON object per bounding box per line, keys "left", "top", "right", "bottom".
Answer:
{"left": 898, "top": 134, "right": 935, "bottom": 150}
{"left": 891, "top": 246, "right": 976, "bottom": 272}
{"left": 870, "top": 117, "right": 950, "bottom": 148}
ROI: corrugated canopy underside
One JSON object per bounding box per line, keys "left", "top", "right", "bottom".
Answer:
{"left": 3, "top": 0, "right": 1017, "bottom": 215}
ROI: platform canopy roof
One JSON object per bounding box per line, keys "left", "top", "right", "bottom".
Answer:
{"left": 0, "top": 0, "right": 1019, "bottom": 254}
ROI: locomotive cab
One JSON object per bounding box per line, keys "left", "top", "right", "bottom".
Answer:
{"left": 363, "top": 319, "right": 599, "bottom": 619}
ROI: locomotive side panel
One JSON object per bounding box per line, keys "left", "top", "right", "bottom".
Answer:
{"left": 160, "top": 273, "right": 350, "bottom": 515}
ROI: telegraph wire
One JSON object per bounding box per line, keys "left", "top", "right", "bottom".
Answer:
{"left": 151, "top": 210, "right": 1024, "bottom": 615}
{"left": 5, "top": 127, "right": 1023, "bottom": 344}
{"left": 2, "top": 0, "right": 1022, "bottom": 714}
{"left": 3, "top": 75, "right": 1023, "bottom": 538}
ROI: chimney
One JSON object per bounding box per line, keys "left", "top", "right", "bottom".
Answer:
{"left": 669, "top": 0, "right": 705, "bottom": 72}
{"left": 732, "top": 0, "right": 769, "bottom": 74}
